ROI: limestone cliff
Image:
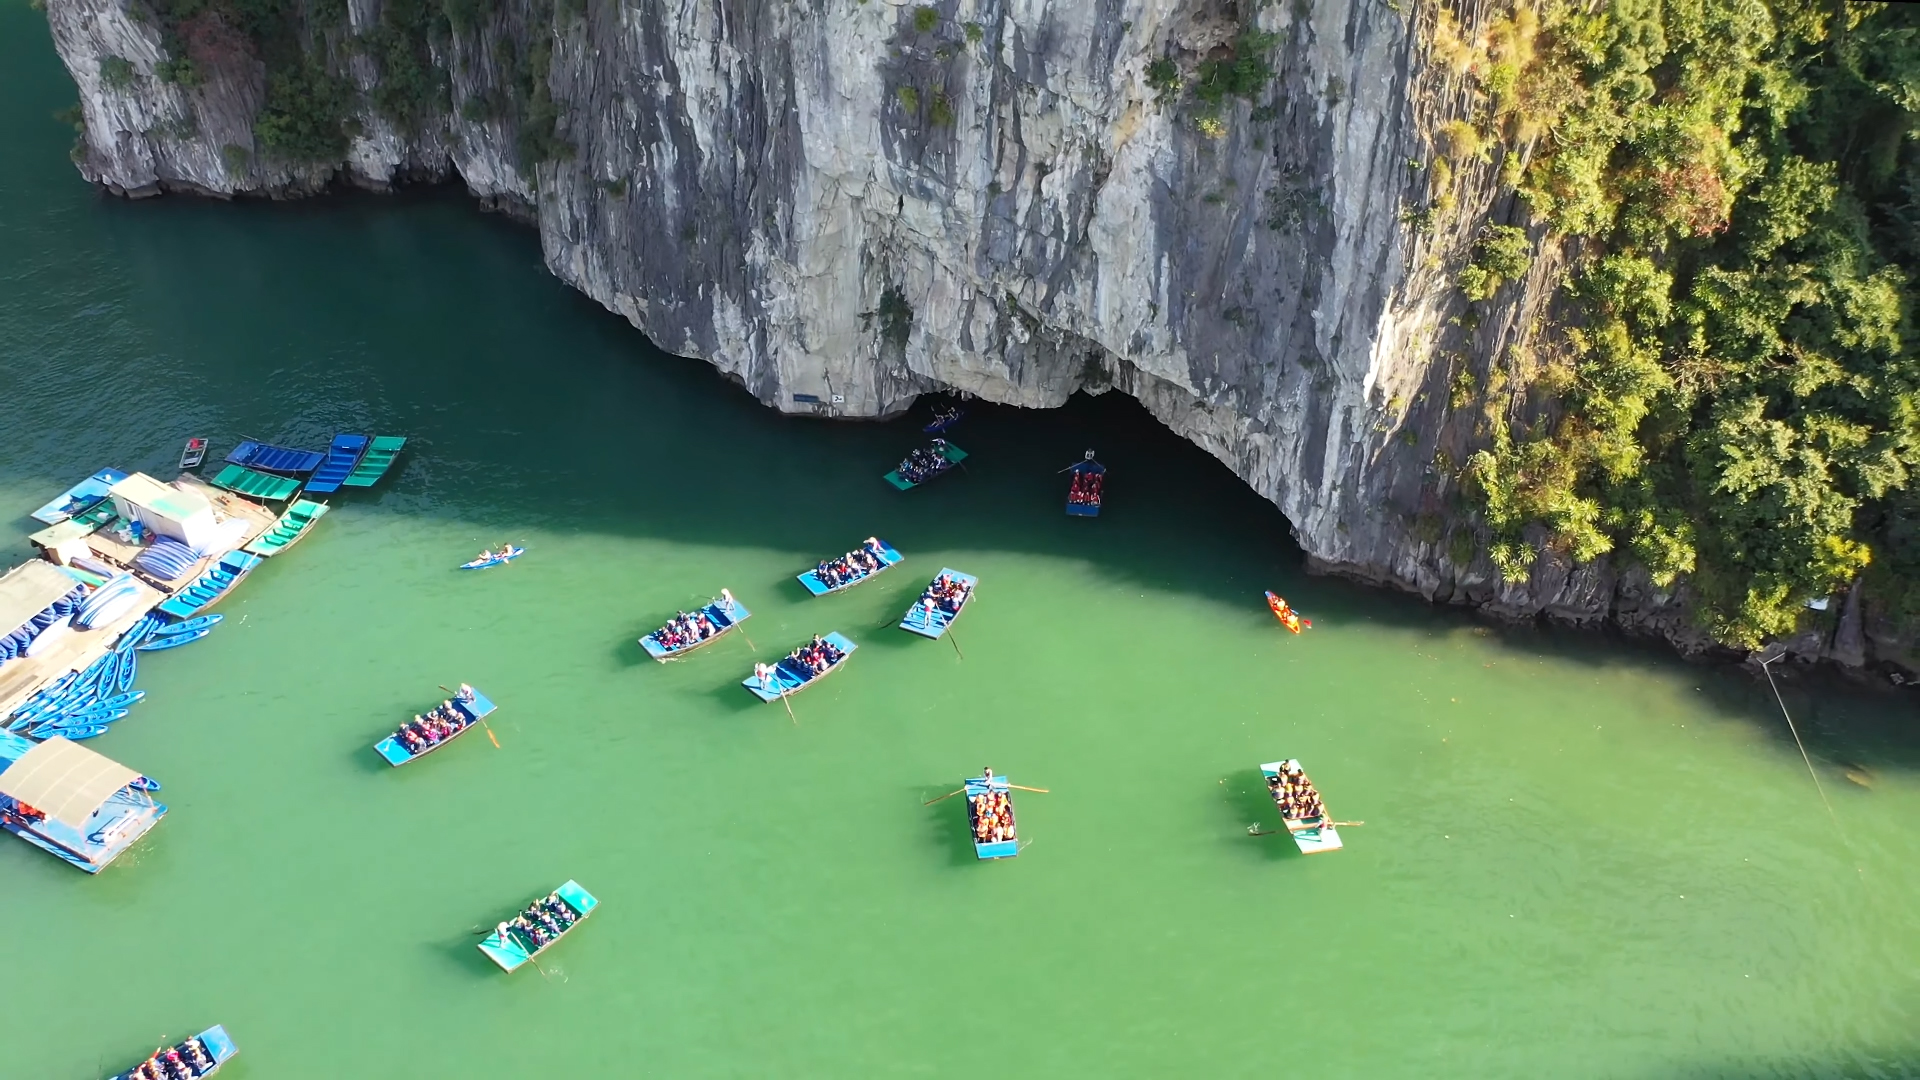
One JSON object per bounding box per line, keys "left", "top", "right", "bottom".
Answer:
{"left": 40, "top": 0, "right": 1898, "bottom": 674}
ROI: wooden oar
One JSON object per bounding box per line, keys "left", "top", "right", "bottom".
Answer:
{"left": 776, "top": 682, "right": 798, "bottom": 725}
{"left": 739, "top": 629, "right": 757, "bottom": 653}
{"left": 1008, "top": 784, "right": 1049, "bottom": 793}
{"left": 440, "top": 685, "right": 500, "bottom": 748}
{"left": 923, "top": 787, "right": 966, "bottom": 805}
{"left": 948, "top": 627, "right": 964, "bottom": 661}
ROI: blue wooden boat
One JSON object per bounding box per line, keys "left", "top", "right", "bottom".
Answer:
{"left": 156, "top": 551, "right": 260, "bottom": 620}
{"left": 29, "top": 467, "right": 127, "bottom": 525}
{"left": 107, "top": 1023, "right": 237, "bottom": 1080}
{"left": 741, "top": 633, "right": 858, "bottom": 703}
{"left": 1260, "top": 759, "right": 1343, "bottom": 854}
{"left": 899, "top": 568, "right": 977, "bottom": 640}
{"left": 477, "top": 880, "right": 599, "bottom": 973}
{"left": 460, "top": 544, "right": 524, "bottom": 570}
{"left": 302, "top": 433, "right": 370, "bottom": 494}
{"left": 1065, "top": 452, "right": 1105, "bottom": 517}
{"left": 884, "top": 440, "right": 968, "bottom": 490}
{"left": 923, "top": 406, "right": 964, "bottom": 434}
{"left": 965, "top": 772, "right": 1019, "bottom": 859}
{"left": 225, "top": 439, "right": 324, "bottom": 475}
{"left": 374, "top": 685, "right": 496, "bottom": 766}
{"left": 640, "top": 593, "right": 751, "bottom": 661}
{"left": 154, "top": 612, "right": 222, "bottom": 637}
{"left": 797, "top": 539, "right": 904, "bottom": 596}
{"left": 137, "top": 627, "right": 210, "bottom": 651}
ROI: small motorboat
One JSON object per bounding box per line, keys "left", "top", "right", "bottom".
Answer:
{"left": 460, "top": 544, "right": 525, "bottom": 570}
{"left": 179, "top": 437, "right": 209, "bottom": 470}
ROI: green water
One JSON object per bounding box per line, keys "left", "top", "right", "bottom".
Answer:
{"left": 3, "top": 15, "right": 1918, "bottom": 1079}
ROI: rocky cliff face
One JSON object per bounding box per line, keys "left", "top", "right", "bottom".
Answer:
{"left": 41, "top": 0, "right": 1903, "bottom": 675}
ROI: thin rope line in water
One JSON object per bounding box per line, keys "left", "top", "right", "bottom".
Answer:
{"left": 1758, "top": 657, "right": 1844, "bottom": 839}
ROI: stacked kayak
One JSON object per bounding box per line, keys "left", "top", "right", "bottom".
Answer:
{"left": 134, "top": 538, "right": 201, "bottom": 582}
{"left": 303, "top": 433, "right": 369, "bottom": 494}
{"left": 70, "top": 572, "right": 142, "bottom": 630}
{"left": 137, "top": 613, "right": 223, "bottom": 652}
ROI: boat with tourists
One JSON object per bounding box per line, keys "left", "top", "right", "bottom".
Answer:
{"left": 478, "top": 879, "right": 599, "bottom": 973}
{"left": 742, "top": 633, "right": 857, "bottom": 702}
{"left": 1265, "top": 592, "right": 1311, "bottom": 634}
{"left": 797, "top": 537, "right": 903, "bottom": 596}
{"left": 374, "top": 684, "right": 496, "bottom": 766}
{"left": 1065, "top": 451, "right": 1105, "bottom": 517}
{"left": 963, "top": 769, "right": 1021, "bottom": 859}
{"left": 243, "top": 499, "right": 329, "bottom": 557}
{"left": 899, "top": 569, "right": 976, "bottom": 640}
{"left": 1259, "top": 759, "right": 1342, "bottom": 854}
{"left": 107, "top": 1023, "right": 237, "bottom": 1080}
{"left": 923, "top": 405, "right": 964, "bottom": 434}
{"left": 460, "top": 544, "right": 524, "bottom": 570}
{"left": 884, "top": 439, "right": 968, "bottom": 490}
{"left": 639, "top": 590, "right": 751, "bottom": 661}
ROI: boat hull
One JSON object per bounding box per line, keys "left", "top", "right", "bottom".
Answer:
{"left": 460, "top": 545, "right": 524, "bottom": 570}
{"left": 884, "top": 443, "right": 969, "bottom": 490}
{"left": 964, "top": 774, "right": 1019, "bottom": 859}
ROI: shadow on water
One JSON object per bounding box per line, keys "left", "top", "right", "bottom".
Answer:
{"left": 917, "top": 783, "right": 979, "bottom": 867}
{"left": 5, "top": 179, "right": 1918, "bottom": 776}
{"left": 1217, "top": 766, "right": 1296, "bottom": 863}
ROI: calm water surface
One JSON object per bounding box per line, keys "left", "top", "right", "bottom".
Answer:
{"left": 2, "top": 13, "right": 1917, "bottom": 1079}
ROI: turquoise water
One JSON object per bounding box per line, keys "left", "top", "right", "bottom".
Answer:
{"left": 3, "top": 13, "right": 1918, "bottom": 1078}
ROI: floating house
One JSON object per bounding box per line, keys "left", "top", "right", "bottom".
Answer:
{"left": 0, "top": 732, "right": 165, "bottom": 871}
{"left": 108, "top": 472, "right": 234, "bottom": 552}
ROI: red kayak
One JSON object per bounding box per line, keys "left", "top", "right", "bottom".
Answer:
{"left": 1265, "top": 591, "right": 1311, "bottom": 633}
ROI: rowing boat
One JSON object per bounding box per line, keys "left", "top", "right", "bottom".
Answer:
{"left": 302, "top": 433, "right": 370, "bottom": 494}
{"left": 107, "top": 1023, "right": 237, "bottom": 1080}
{"left": 374, "top": 685, "right": 496, "bottom": 766}
{"left": 178, "top": 437, "right": 208, "bottom": 470}
{"left": 1065, "top": 452, "right": 1105, "bottom": 517}
{"left": 477, "top": 880, "right": 599, "bottom": 973}
{"left": 225, "top": 439, "right": 323, "bottom": 475}
{"left": 157, "top": 551, "right": 260, "bottom": 620}
{"left": 797, "top": 539, "right": 903, "bottom": 596}
{"left": 923, "top": 407, "right": 964, "bottom": 434}
{"left": 1259, "top": 759, "right": 1342, "bottom": 854}
{"left": 460, "top": 544, "right": 524, "bottom": 570}
{"left": 965, "top": 773, "right": 1019, "bottom": 859}
{"left": 898, "top": 568, "right": 976, "bottom": 640}
{"left": 741, "top": 632, "right": 858, "bottom": 703}
{"left": 884, "top": 441, "right": 968, "bottom": 490}
{"left": 341, "top": 435, "right": 407, "bottom": 487}
{"left": 208, "top": 464, "right": 302, "bottom": 502}
{"left": 639, "top": 594, "right": 752, "bottom": 661}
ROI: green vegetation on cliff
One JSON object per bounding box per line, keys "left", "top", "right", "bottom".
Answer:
{"left": 1440, "top": 0, "right": 1920, "bottom": 646}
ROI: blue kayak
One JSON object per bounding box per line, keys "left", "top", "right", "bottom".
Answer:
{"left": 114, "top": 646, "right": 136, "bottom": 693}
{"left": 153, "top": 612, "right": 222, "bottom": 637}
{"left": 460, "top": 544, "right": 525, "bottom": 570}
{"left": 36, "top": 723, "right": 108, "bottom": 741}
{"left": 137, "top": 627, "right": 210, "bottom": 651}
